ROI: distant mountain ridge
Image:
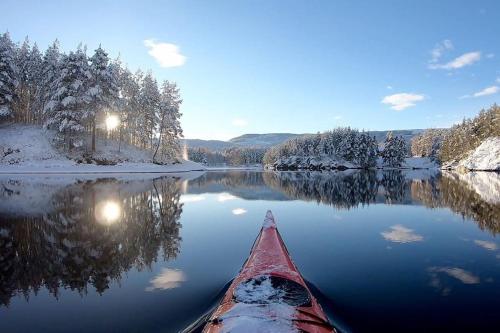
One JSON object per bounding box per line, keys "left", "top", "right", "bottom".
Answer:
{"left": 182, "top": 129, "right": 425, "bottom": 151}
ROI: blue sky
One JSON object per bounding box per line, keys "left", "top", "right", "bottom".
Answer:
{"left": 2, "top": 0, "right": 500, "bottom": 140}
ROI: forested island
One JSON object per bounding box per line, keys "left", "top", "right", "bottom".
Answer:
{"left": 263, "top": 105, "right": 499, "bottom": 171}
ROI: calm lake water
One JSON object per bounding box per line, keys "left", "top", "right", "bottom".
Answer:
{"left": 1, "top": 170, "right": 499, "bottom": 332}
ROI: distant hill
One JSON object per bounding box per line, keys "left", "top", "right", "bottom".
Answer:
{"left": 229, "top": 133, "right": 302, "bottom": 147}
{"left": 183, "top": 130, "right": 424, "bottom": 151}
{"left": 180, "top": 139, "right": 234, "bottom": 151}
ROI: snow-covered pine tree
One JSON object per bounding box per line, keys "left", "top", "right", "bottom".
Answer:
{"left": 27, "top": 43, "right": 43, "bottom": 123}
{"left": 382, "top": 132, "right": 406, "bottom": 167}
{"left": 0, "top": 32, "right": 18, "bottom": 120}
{"left": 87, "top": 45, "right": 119, "bottom": 151}
{"left": 44, "top": 46, "right": 91, "bottom": 150}
{"left": 154, "top": 80, "right": 183, "bottom": 162}
{"left": 41, "top": 40, "right": 62, "bottom": 122}
{"left": 14, "top": 37, "right": 32, "bottom": 122}
{"left": 355, "top": 131, "right": 377, "bottom": 168}
{"left": 116, "top": 65, "right": 141, "bottom": 148}
{"left": 139, "top": 71, "right": 160, "bottom": 149}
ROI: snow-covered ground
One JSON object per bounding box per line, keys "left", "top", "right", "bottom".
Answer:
{"left": 0, "top": 124, "right": 205, "bottom": 173}
{"left": 268, "top": 155, "right": 438, "bottom": 171}
{"left": 456, "top": 137, "right": 500, "bottom": 171}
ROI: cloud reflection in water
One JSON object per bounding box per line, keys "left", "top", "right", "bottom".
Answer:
{"left": 381, "top": 225, "right": 423, "bottom": 243}
{"left": 146, "top": 268, "right": 187, "bottom": 291}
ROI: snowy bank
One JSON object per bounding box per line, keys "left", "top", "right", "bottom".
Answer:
{"left": 0, "top": 124, "right": 205, "bottom": 174}
{"left": 452, "top": 137, "right": 500, "bottom": 172}
{"left": 0, "top": 159, "right": 205, "bottom": 174}
{"left": 267, "top": 155, "right": 438, "bottom": 171}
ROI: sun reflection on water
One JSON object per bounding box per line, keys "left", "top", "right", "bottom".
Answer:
{"left": 95, "top": 200, "right": 122, "bottom": 225}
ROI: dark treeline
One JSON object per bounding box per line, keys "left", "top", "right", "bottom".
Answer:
{"left": 0, "top": 177, "right": 183, "bottom": 306}
{"left": 0, "top": 33, "right": 182, "bottom": 162}
{"left": 188, "top": 146, "right": 266, "bottom": 166}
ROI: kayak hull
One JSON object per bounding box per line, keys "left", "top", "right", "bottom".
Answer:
{"left": 203, "top": 211, "right": 336, "bottom": 333}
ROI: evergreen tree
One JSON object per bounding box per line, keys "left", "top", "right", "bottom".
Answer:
{"left": 14, "top": 36, "right": 32, "bottom": 122}
{"left": 41, "top": 40, "right": 62, "bottom": 121}
{"left": 44, "top": 47, "right": 91, "bottom": 150}
{"left": 382, "top": 132, "right": 406, "bottom": 167}
{"left": 0, "top": 32, "right": 18, "bottom": 119}
{"left": 154, "top": 80, "right": 183, "bottom": 162}
{"left": 27, "top": 43, "right": 43, "bottom": 122}
{"left": 87, "top": 45, "right": 119, "bottom": 151}
{"left": 139, "top": 71, "right": 160, "bottom": 149}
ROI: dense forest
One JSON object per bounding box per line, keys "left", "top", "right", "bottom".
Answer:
{"left": 263, "top": 127, "right": 408, "bottom": 169}
{"left": 188, "top": 146, "right": 266, "bottom": 166}
{"left": 0, "top": 33, "right": 183, "bottom": 163}
{"left": 411, "top": 105, "right": 499, "bottom": 163}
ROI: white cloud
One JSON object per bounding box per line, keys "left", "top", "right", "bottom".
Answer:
{"left": 146, "top": 268, "right": 186, "bottom": 291}
{"left": 430, "top": 39, "right": 453, "bottom": 63}
{"left": 386, "top": 85, "right": 393, "bottom": 90}
{"left": 232, "top": 118, "right": 248, "bottom": 127}
{"left": 333, "top": 115, "right": 343, "bottom": 120}
{"left": 381, "top": 93, "right": 425, "bottom": 111}
{"left": 486, "top": 53, "right": 494, "bottom": 59}
{"left": 232, "top": 208, "right": 247, "bottom": 215}
{"left": 473, "top": 86, "right": 499, "bottom": 97}
{"left": 144, "top": 39, "right": 186, "bottom": 68}
{"left": 474, "top": 240, "right": 498, "bottom": 251}
{"left": 429, "top": 51, "right": 481, "bottom": 70}
{"left": 381, "top": 225, "right": 424, "bottom": 243}
{"left": 496, "top": 77, "right": 500, "bottom": 83}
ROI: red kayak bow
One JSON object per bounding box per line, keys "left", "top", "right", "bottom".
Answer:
{"left": 203, "top": 211, "right": 336, "bottom": 333}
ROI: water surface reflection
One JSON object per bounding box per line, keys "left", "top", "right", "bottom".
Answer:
{"left": 0, "top": 170, "right": 499, "bottom": 332}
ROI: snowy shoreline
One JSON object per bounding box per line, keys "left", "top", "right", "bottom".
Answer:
{"left": 0, "top": 160, "right": 206, "bottom": 174}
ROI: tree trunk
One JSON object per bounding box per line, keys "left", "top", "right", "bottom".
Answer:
{"left": 153, "top": 114, "right": 165, "bottom": 162}
{"left": 118, "top": 125, "right": 122, "bottom": 153}
{"left": 91, "top": 120, "right": 96, "bottom": 152}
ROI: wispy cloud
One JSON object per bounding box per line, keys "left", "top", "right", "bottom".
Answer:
{"left": 474, "top": 240, "right": 498, "bottom": 251}
{"left": 496, "top": 77, "right": 500, "bottom": 83}
{"left": 381, "top": 93, "right": 425, "bottom": 111}
{"left": 144, "top": 39, "right": 186, "bottom": 68}
{"left": 386, "top": 85, "right": 393, "bottom": 90}
{"left": 381, "top": 225, "right": 424, "bottom": 243}
{"left": 486, "top": 53, "right": 495, "bottom": 59}
{"left": 429, "top": 39, "right": 453, "bottom": 63}
{"left": 473, "top": 86, "right": 499, "bottom": 97}
{"left": 429, "top": 51, "right": 481, "bottom": 70}
{"left": 146, "top": 268, "right": 187, "bottom": 291}
{"left": 232, "top": 118, "right": 248, "bottom": 127}
{"left": 232, "top": 208, "right": 247, "bottom": 215}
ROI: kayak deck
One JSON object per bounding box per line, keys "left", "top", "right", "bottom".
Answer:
{"left": 203, "top": 211, "right": 336, "bottom": 333}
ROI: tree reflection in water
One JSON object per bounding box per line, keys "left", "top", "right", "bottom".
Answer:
{"left": 262, "top": 170, "right": 499, "bottom": 233}
{"left": 0, "top": 170, "right": 498, "bottom": 308}
{"left": 0, "top": 177, "right": 183, "bottom": 306}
